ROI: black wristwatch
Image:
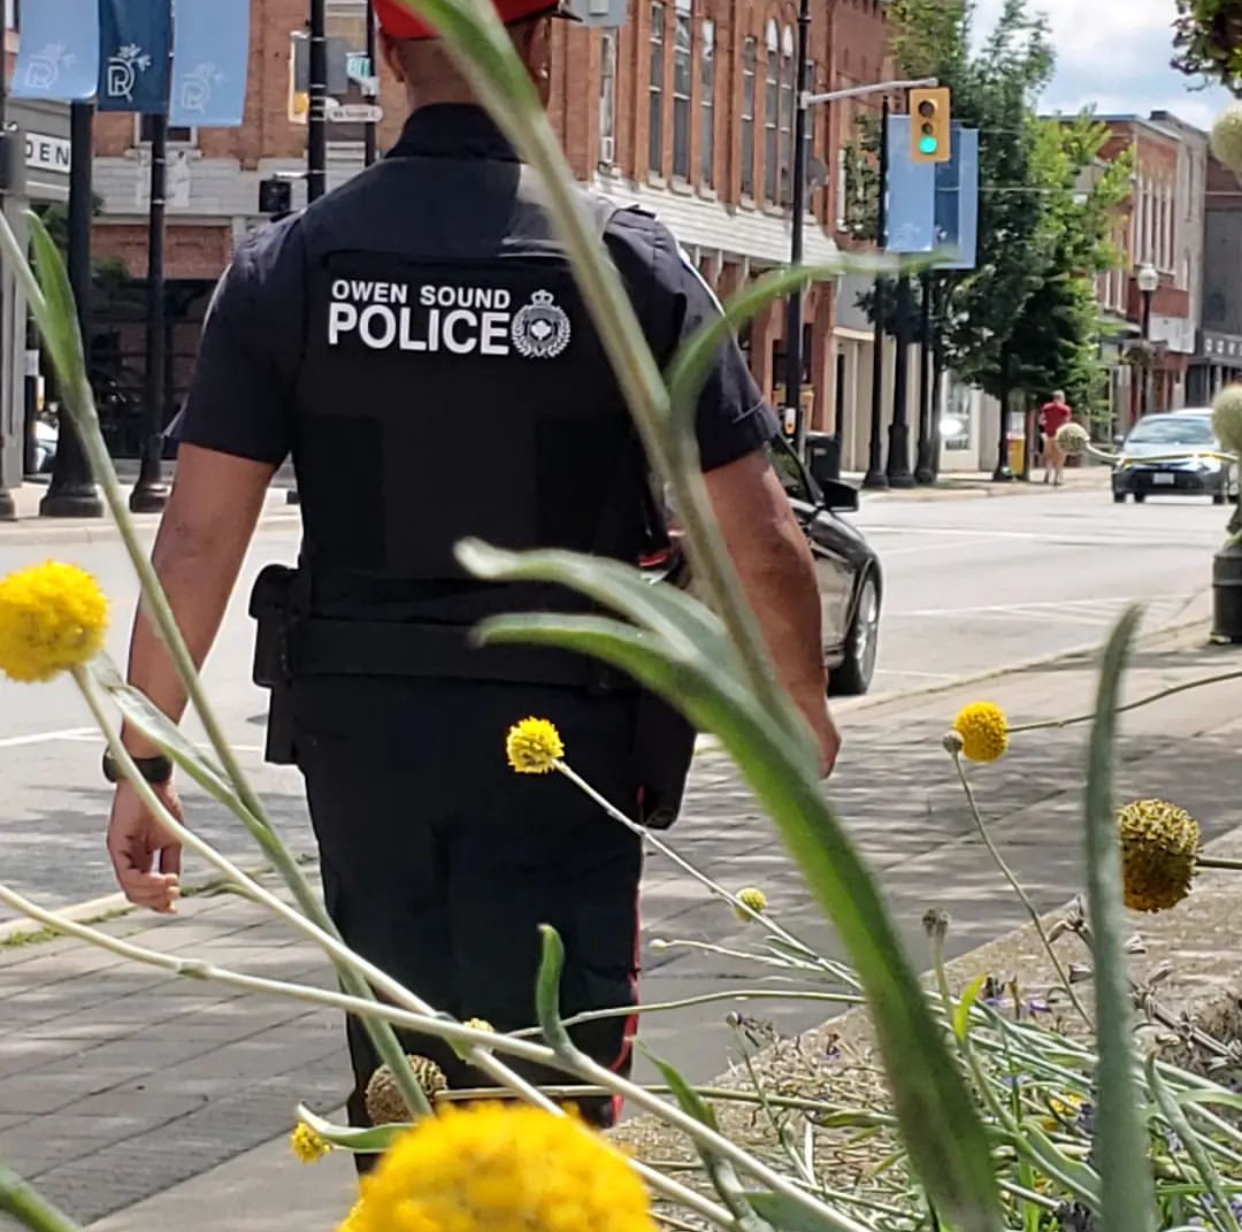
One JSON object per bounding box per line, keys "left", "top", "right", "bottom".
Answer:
{"left": 102, "top": 749, "right": 174, "bottom": 787}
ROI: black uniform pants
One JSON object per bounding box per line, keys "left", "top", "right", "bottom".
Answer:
{"left": 292, "top": 677, "right": 643, "bottom": 1138}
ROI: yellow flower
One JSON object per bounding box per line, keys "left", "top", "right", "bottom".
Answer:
{"left": 1040, "top": 1092, "right": 1083, "bottom": 1131}
{"left": 1119, "top": 799, "right": 1201, "bottom": 914}
{"left": 734, "top": 887, "right": 768, "bottom": 921}
{"left": 506, "top": 717, "right": 565, "bottom": 775}
{"left": 953, "top": 702, "right": 1009, "bottom": 763}
{"left": 365, "top": 1055, "right": 449, "bottom": 1126}
{"left": 464, "top": 1017, "right": 495, "bottom": 1033}
{"left": 349, "top": 1104, "right": 657, "bottom": 1232}
{"left": 290, "top": 1121, "right": 331, "bottom": 1164}
{"left": 1213, "top": 383, "right": 1242, "bottom": 458}
{"left": 0, "top": 561, "right": 109, "bottom": 683}
{"left": 338, "top": 1199, "right": 366, "bottom": 1232}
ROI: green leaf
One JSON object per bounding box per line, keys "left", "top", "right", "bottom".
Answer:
{"left": 955, "top": 974, "right": 990, "bottom": 1043}
{"left": 535, "top": 925, "right": 572, "bottom": 1053}
{"left": 746, "top": 1192, "right": 852, "bottom": 1232}
{"left": 1084, "top": 607, "right": 1157, "bottom": 1232}
{"left": 477, "top": 604, "right": 1002, "bottom": 1232}
{"left": 0, "top": 1161, "right": 85, "bottom": 1232}
{"left": 27, "top": 212, "right": 88, "bottom": 404}
{"left": 295, "top": 1104, "right": 404, "bottom": 1155}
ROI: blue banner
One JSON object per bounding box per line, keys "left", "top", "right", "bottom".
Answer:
{"left": 98, "top": 0, "right": 173, "bottom": 114}
{"left": 934, "top": 126, "right": 980, "bottom": 271}
{"left": 170, "top": 0, "right": 251, "bottom": 128}
{"left": 883, "top": 117, "right": 936, "bottom": 254}
{"left": 11, "top": 0, "right": 100, "bottom": 101}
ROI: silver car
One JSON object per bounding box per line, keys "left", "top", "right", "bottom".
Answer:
{"left": 1112, "top": 410, "right": 1239, "bottom": 505}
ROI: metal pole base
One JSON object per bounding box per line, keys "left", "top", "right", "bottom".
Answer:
{"left": 39, "top": 486, "right": 105, "bottom": 518}
{"left": 915, "top": 464, "right": 935, "bottom": 485}
{"left": 0, "top": 489, "right": 16, "bottom": 521}
{"left": 991, "top": 465, "right": 1014, "bottom": 483}
{"left": 286, "top": 489, "right": 301, "bottom": 506}
{"left": 886, "top": 424, "right": 915, "bottom": 488}
{"left": 129, "top": 483, "right": 169, "bottom": 514}
{"left": 1212, "top": 544, "right": 1242, "bottom": 643}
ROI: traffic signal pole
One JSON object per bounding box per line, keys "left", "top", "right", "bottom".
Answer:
{"left": 364, "top": 0, "right": 379, "bottom": 167}
{"left": 308, "top": 0, "right": 328, "bottom": 203}
{"left": 862, "top": 97, "right": 889, "bottom": 491}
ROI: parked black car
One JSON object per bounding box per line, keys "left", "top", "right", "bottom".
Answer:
{"left": 771, "top": 436, "right": 883, "bottom": 695}
{"left": 1112, "top": 410, "right": 1240, "bottom": 505}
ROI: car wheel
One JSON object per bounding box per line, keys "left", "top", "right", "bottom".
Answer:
{"left": 1215, "top": 492, "right": 1228, "bottom": 506}
{"left": 1113, "top": 492, "right": 1127, "bottom": 504}
{"left": 829, "top": 573, "right": 880, "bottom": 697}
{"left": 1133, "top": 493, "right": 1147, "bottom": 504}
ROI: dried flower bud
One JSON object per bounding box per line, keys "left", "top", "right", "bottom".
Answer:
{"left": 922, "top": 908, "right": 950, "bottom": 941}
{"left": 942, "top": 729, "right": 966, "bottom": 756}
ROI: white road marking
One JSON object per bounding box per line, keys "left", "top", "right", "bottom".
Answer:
{"left": 0, "top": 726, "right": 97, "bottom": 749}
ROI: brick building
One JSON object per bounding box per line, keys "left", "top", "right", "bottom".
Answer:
{"left": 87, "top": 0, "right": 891, "bottom": 432}
{"left": 1094, "top": 113, "right": 1208, "bottom": 430}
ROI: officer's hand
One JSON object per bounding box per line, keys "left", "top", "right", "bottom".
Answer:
{"left": 107, "top": 781, "right": 184, "bottom": 914}
{"left": 808, "top": 705, "right": 842, "bottom": 779}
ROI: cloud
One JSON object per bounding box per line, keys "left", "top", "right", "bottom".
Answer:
{"left": 974, "top": 0, "right": 1229, "bottom": 129}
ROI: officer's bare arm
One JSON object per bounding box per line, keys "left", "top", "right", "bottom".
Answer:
{"left": 123, "top": 444, "right": 277, "bottom": 757}
{"left": 705, "top": 449, "right": 840, "bottom": 775}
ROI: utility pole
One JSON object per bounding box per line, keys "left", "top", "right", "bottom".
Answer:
{"left": 885, "top": 274, "right": 915, "bottom": 486}
{"left": 364, "top": 0, "right": 379, "bottom": 167}
{"left": 0, "top": 47, "right": 13, "bottom": 521}
{"left": 914, "top": 268, "right": 935, "bottom": 483}
{"left": 130, "top": 115, "right": 169, "bottom": 513}
{"left": 309, "top": 0, "right": 328, "bottom": 202}
{"left": 992, "top": 343, "right": 1013, "bottom": 482}
{"left": 783, "top": 0, "right": 811, "bottom": 456}
{"left": 40, "top": 102, "right": 104, "bottom": 518}
{"left": 862, "top": 96, "right": 889, "bottom": 490}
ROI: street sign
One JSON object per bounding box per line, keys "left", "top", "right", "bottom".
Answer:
{"left": 884, "top": 116, "right": 935, "bottom": 253}
{"left": 933, "top": 125, "right": 979, "bottom": 271}
{"left": 327, "top": 102, "right": 384, "bottom": 124}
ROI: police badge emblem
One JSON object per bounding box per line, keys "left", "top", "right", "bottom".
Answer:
{"left": 511, "top": 290, "right": 572, "bottom": 359}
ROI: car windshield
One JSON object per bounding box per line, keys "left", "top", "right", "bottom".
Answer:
{"left": 1126, "top": 416, "right": 1216, "bottom": 447}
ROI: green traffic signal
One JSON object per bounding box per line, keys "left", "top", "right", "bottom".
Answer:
{"left": 920, "top": 134, "right": 939, "bottom": 155}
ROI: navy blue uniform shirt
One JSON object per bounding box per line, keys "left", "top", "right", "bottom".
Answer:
{"left": 177, "top": 104, "right": 777, "bottom": 473}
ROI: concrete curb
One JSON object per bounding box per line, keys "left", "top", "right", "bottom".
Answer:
{"left": 0, "top": 891, "right": 130, "bottom": 945}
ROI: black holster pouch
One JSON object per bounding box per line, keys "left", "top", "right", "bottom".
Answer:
{"left": 249, "top": 563, "right": 301, "bottom": 766}
{"left": 633, "top": 692, "right": 696, "bottom": 831}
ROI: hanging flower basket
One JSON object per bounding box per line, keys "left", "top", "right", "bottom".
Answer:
{"left": 1174, "top": 0, "right": 1242, "bottom": 94}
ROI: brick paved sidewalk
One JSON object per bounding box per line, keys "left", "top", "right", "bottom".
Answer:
{"left": 2, "top": 616, "right": 1240, "bottom": 1229}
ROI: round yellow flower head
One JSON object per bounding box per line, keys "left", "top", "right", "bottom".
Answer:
{"left": 1118, "top": 799, "right": 1201, "bottom": 914}
{"left": 290, "top": 1121, "right": 331, "bottom": 1164}
{"left": 506, "top": 717, "right": 565, "bottom": 775}
{"left": 953, "top": 702, "right": 1009, "bottom": 763}
{"left": 350, "top": 1104, "right": 657, "bottom": 1232}
{"left": 734, "top": 886, "right": 769, "bottom": 921}
{"left": 464, "top": 1017, "right": 496, "bottom": 1033}
{"left": 1055, "top": 422, "right": 1090, "bottom": 458}
{"left": 0, "top": 561, "right": 109, "bottom": 683}
{"left": 1213, "top": 383, "right": 1242, "bottom": 458}
{"left": 338, "top": 1200, "right": 366, "bottom": 1232}
{"left": 365, "top": 1055, "right": 449, "bottom": 1126}
{"left": 1212, "top": 105, "right": 1242, "bottom": 175}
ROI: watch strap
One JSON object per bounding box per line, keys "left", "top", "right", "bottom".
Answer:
{"left": 103, "top": 750, "right": 173, "bottom": 786}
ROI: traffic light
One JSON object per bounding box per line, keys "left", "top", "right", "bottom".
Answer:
{"left": 909, "top": 87, "right": 952, "bottom": 164}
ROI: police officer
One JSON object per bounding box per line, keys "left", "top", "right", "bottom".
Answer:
{"left": 106, "top": 0, "right": 840, "bottom": 1135}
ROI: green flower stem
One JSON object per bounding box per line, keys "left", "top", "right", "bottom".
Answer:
{"left": 1197, "top": 856, "right": 1242, "bottom": 871}
{"left": 0, "top": 881, "right": 737, "bottom": 1231}
{"left": 511, "top": 987, "right": 865, "bottom": 1038}
{"left": 556, "top": 760, "right": 857, "bottom": 986}
{"left": 651, "top": 937, "right": 827, "bottom": 972}
{"left": 1010, "top": 670, "right": 1242, "bottom": 736}
{"left": 952, "top": 752, "right": 1093, "bottom": 1026}
{"left": 0, "top": 1163, "right": 83, "bottom": 1232}
{"left": 997, "top": 1179, "right": 1061, "bottom": 1213}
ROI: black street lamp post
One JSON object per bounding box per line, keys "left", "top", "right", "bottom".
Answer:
{"left": 1137, "top": 261, "right": 1158, "bottom": 418}
{"left": 862, "top": 96, "right": 890, "bottom": 490}
{"left": 783, "top": 0, "right": 811, "bottom": 457}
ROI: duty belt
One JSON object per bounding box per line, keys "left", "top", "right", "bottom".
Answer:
{"left": 292, "top": 617, "right": 630, "bottom": 690}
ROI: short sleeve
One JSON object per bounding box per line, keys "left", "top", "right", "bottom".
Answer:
{"left": 605, "top": 211, "right": 778, "bottom": 472}
{"left": 173, "top": 221, "right": 304, "bottom": 465}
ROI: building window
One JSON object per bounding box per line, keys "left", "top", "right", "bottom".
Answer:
{"left": 672, "top": 0, "right": 692, "bottom": 180}
{"left": 765, "top": 21, "right": 779, "bottom": 204}
{"left": 599, "top": 28, "right": 618, "bottom": 166}
{"left": 137, "top": 115, "right": 195, "bottom": 145}
{"left": 741, "top": 38, "right": 756, "bottom": 198}
{"left": 700, "top": 19, "right": 715, "bottom": 188}
{"left": 801, "top": 59, "right": 815, "bottom": 209}
{"left": 780, "top": 26, "right": 794, "bottom": 204}
{"left": 649, "top": 2, "right": 665, "bottom": 176}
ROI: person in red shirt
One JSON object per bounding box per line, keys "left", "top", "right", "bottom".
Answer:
{"left": 1038, "top": 390, "right": 1074, "bottom": 486}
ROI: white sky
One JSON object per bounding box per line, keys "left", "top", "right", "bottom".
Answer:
{"left": 975, "top": 0, "right": 1230, "bottom": 131}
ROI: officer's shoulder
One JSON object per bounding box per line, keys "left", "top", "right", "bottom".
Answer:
{"left": 229, "top": 212, "right": 307, "bottom": 288}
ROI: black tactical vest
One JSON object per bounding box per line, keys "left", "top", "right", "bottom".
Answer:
{"left": 292, "top": 156, "right": 655, "bottom": 632}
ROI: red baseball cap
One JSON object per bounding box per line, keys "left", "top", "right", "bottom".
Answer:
{"left": 373, "top": 0, "right": 560, "bottom": 39}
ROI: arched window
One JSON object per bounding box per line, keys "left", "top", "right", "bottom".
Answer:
{"left": 765, "top": 20, "right": 779, "bottom": 203}
{"left": 700, "top": 20, "right": 715, "bottom": 187}
{"left": 741, "top": 37, "right": 756, "bottom": 198}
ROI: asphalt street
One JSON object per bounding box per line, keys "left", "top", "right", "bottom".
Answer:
{"left": 0, "top": 476, "right": 1225, "bottom": 913}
